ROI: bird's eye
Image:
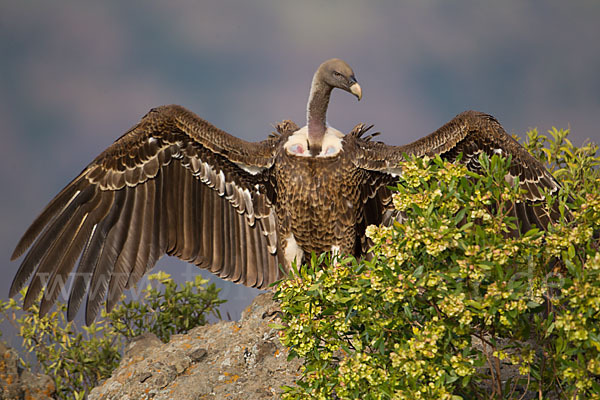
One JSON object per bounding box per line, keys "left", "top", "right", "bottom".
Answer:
{"left": 333, "top": 71, "right": 342, "bottom": 78}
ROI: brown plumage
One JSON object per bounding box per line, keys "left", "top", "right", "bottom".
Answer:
{"left": 10, "top": 59, "right": 564, "bottom": 324}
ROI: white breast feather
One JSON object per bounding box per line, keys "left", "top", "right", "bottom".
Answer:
{"left": 284, "top": 126, "right": 344, "bottom": 157}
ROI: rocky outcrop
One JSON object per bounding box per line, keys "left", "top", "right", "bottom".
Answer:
{"left": 0, "top": 342, "right": 55, "bottom": 400}
{"left": 88, "top": 293, "right": 302, "bottom": 399}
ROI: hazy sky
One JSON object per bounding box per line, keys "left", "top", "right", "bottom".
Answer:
{"left": 1, "top": 1, "right": 599, "bottom": 340}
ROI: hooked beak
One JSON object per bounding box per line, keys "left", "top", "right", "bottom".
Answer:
{"left": 349, "top": 82, "right": 362, "bottom": 101}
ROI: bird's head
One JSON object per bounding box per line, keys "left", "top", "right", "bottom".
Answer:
{"left": 317, "top": 58, "right": 362, "bottom": 101}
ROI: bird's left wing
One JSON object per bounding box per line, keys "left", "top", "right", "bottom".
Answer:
{"left": 352, "top": 111, "right": 564, "bottom": 234}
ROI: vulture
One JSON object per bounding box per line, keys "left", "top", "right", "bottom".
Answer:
{"left": 10, "top": 59, "right": 563, "bottom": 324}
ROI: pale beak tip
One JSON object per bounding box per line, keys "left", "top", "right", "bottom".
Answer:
{"left": 350, "top": 83, "right": 362, "bottom": 101}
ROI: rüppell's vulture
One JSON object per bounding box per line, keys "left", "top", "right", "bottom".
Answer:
{"left": 10, "top": 59, "right": 564, "bottom": 324}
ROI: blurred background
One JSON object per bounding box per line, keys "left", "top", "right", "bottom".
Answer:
{"left": 1, "top": 0, "right": 599, "bottom": 344}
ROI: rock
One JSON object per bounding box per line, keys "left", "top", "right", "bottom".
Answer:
{"left": 88, "top": 293, "right": 302, "bottom": 399}
{"left": 0, "top": 342, "right": 55, "bottom": 400}
{"left": 125, "top": 332, "right": 163, "bottom": 359}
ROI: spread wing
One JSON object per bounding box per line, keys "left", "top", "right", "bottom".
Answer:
{"left": 353, "top": 110, "right": 564, "bottom": 234}
{"left": 10, "top": 104, "right": 284, "bottom": 324}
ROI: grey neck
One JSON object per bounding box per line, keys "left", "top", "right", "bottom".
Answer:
{"left": 306, "top": 75, "right": 333, "bottom": 155}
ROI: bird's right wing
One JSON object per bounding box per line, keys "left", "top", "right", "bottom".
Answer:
{"left": 10, "top": 105, "right": 293, "bottom": 324}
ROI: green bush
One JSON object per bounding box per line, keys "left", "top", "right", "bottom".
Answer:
{"left": 275, "top": 128, "right": 600, "bottom": 399}
{"left": 107, "top": 271, "right": 225, "bottom": 343}
{"left": 0, "top": 271, "right": 224, "bottom": 399}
